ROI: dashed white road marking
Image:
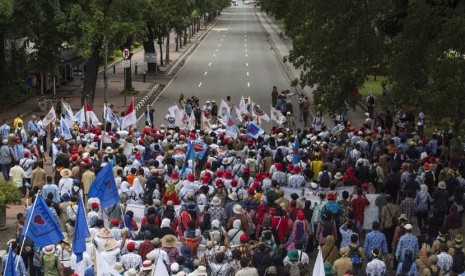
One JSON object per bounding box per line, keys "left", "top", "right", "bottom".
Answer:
{"left": 246, "top": 63, "right": 249, "bottom": 67}
{"left": 218, "top": 44, "right": 221, "bottom": 47}
{"left": 204, "top": 72, "right": 208, "bottom": 76}
{"left": 245, "top": 39, "right": 247, "bottom": 42}
{"left": 245, "top": 44, "right": 247, "bottom": 47}
{"left": 245, "top": 54, "right": 248, "bottom": 57}
{"left": 221, "top": 39, "right": 223, "bottom": 41}
{"left": 198, "top": 82, "right": 202, "bottom": 87}
{"left": 209, "top": 62, "right": 212, "bottom": 66}
{"left": 247, "top": 82, "right": 250, "bottom": 87}
{"left": 247, "top": 72, "right": 249, "bottom": 76}
{"left": 245, "top": 49, "right": 247, "bottom": 52}
{"left": 213, "top": 54, "right": 216, "bottom": 57}
{"left": 216, "top": 49, "right": 218, "bottom": 51}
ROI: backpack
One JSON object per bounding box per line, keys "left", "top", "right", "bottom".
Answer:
{"left": 348, "top": 245, "right": 362, "bottom": 268}
{"left": 285, "top": 261, "right": 308, "bottom": 276}
{"left": 321, "top": 220, "right": 334, "bottom": 237}
{"left": 319, "top": 171, "right": 330, "bottom": 188}
{"left": 452, "top": 250, "right": 465, "bottom": 274}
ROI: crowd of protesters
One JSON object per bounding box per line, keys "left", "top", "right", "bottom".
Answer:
{"left": 0, "top": 92, "right": 464, "bottom": 276}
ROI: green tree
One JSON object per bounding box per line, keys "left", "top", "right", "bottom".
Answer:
{"left": 284, "top": 0, "right": 384, "bottom": 113}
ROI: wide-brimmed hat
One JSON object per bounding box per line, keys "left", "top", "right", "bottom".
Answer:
{"left": 42, "top": 245, "right": 55, "bottom": 255}
{"left": 113, "top": 262, "right": 124, "bottom": 273}
{"left": 233, "top": 204, "right": 243, "bottom": 215}
{"left": 60, "top": 168, "right": 72, "bottom": 178}
{"left": 194, "top": 266, "right": 208, "bottom": 276}
{"left": 228, "top": 192, "right": 238, "bottom": 201}
{"left": 105, "top": 146, "right": 113, "bottom": 154}
{"left": 161, "top": 234, "right": 178, "bottom": 248}
{"left": 222, "top": 158, "right": 230, "bottom": 165}
{"left": 438, "top": 181, "right": 446, "bottom": 190}
{"left": 124, "top": 268, "right": 138, "bottom": 276}
{"left": 141, "top": 260, "right": 153, "bottom": 271}
{"left": 404, "top": 224, "right": 413, "bottom": 231}
{"left": 334, "top": 172, "right": 343, "bottom": 180}
{"left": 98, "top": 228, "right": 111, "bottom": 238}
{"left": 103, "top": 239, "right": 118, "bottom": 251}
{"left": 399, "top": 213, "right": 408, "bottom": 221}
{"left": 210, "top": 196, "right": 221, "bottom": 206}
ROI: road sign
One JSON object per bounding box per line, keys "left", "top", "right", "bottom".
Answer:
{"left": 122, "top": 48, "right": 130, "bottom": 60}
{"left": 144, "top": 52, "right": 157, "bottom": 63}
{"left": 122, "top": 60, "right": 131, "bottom": 68}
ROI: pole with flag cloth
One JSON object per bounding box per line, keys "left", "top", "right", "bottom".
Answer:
{"left": 179, "top": 140, "right": 194, "bottom": 178}
{"left": 313, "top": 247, "right": 325, "bottom": 275}
{"left": 293, "top": 134, "right": 299, "bottom": 165}
{"left": 72, "top": 197, "right": 90, "bottom": 263}
{"left": 41, "top": 106, "right": 57, "bottom": 126}
{"left": 88, "top": 164, "right": 120, "bottom": 208}
{"left": 151, "top": 256, "right": 169, "bottom": 276}
{"left": 246, "top": 122, "right": 264, "bottom": 139}
{"left": 59, "top": 117, "right": 72, "bottom": 140}
{"left": 121, "top": 100, "right": 137, "bottom": 130}
{"left": 19, "top": 194, "right": 64, "bottom": 268}
{"left": 145, "top": 105, "right": 152, "bottom": 127}
{"left": 4, "top": 244, "right": 17, "bottom": 276}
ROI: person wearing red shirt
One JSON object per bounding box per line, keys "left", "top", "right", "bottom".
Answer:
{"left": 351, "top": 188, "right": 370, "bottom": 235}
{"left": 271, "top": 207, "right": 289, "bottom": 244}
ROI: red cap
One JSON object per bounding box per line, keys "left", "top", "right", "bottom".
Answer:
{"left": 224, "top": 170, "right": 232, "bottom": 179}
{"left": 215, "top": 178, "right": 223, "bottom": 185}
{"left": 202, "top": 177, "right": 210, "bottom": 184}
{"left": 23, "top": 151, "right": 30, "bottom": 158}
{"left": 189, "top": 133, "right": 196, "bottom": 140}
{"left": 91, "top": 202, "right": 100, "bottom": 209}
{"left": 240, "top": 234, "right": 249, "bottom": 243}
{"left": 171, "top": 172, "right": 179, "bottom": 180}
{"left": 204, "top": 172, "right": 212, "bottom": 178}
{"left": 216, "top": 170, "right": 224, "bottom": 178}
{"left": 247, "top": 138, "right": 254, "bottom": 145}
{"left": 254, "top": 173, "right": 262, "bottom": 181}
{"left": 270, "top": 208, "right": 276, "bottom": 216}
{"left": 110, "top": 218, "right": 119, "bottom": 226}
{"left": 263, "top": 172, "right": 270, "bottom": 178}
{"left": 71, "top": 147, "right": 78, "bottom": 154}
{"left": 127, "top": 242, "right": 135, "bottom": 251}
{"left": 362, "top": 183, "right": 369, "bottom": 190}
{"left": 287, "top": 164, "right": 293, "bottom": 172}
{"left": 293, "top": 166, "right": 301, "bottom": 173}
{"left": 243, "top": 167, "right": 250, "bottom": 173}
{"left": 135, "top": 153, "right": 141, "bottom": 159}
{"left": 205, "top": 161, "right": 211, "bottom": 168}
{"left": 93, "top": 135, "right": 99, "bottom": 141}
{"left": 231, "top": 179, "right": 238, "bottom": 186}
{"left": 327, "top": 193, "right": 335, "bottom": 201}
{"left": 72, "top": 154, "right": 79, "bottom": 161}
{"left": 187, "top": 174, "right": 195, "bottom": 182}
{"left": 275, "top": 163, "right": 283, "bottom": 171}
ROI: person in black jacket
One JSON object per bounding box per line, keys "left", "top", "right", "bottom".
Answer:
{"left": 432, "top": 181, "right": 449, "bottom": 226}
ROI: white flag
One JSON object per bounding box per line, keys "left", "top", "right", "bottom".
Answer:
{"left": 313, "top": 247, "right": 325, "bottom": 276}
{"left": 270, "top": 105, "right": 285, "bottom": 124}
{"left": 95, "top": 249, "right": 120, "bottom": 276}
{"left": 152, "top": 256, "right": 169, "bottom": 276}
{"left": 145, "top": 106, "right": 152, "bottom": 127}
{"left": 59, "top": 118, "right": 72, "bottom": 140}
{"left": 121, "top": 100, "right": 137, "bottom": 129}
{"left": 103, "top": 104, "right": 119, "bottom": 125}
{"left": 62, "top": 101, "right": 76, "bottom": 128}
{"left": 187, "top": 113, "right": 196, "bottom": 131}
{"left": 234, "top": 106, "right": 243, "bottom": 123}
{"left": 42, "top": 106, "right": 57, "bottom": 126}
{"left": 251, "top": 102, "right": 270, "bottom": 124}
{"left": 239, "top": 96, "right": 249, "bottom": 114}
{"left": 219, "top": 99, "right": 231, "bottom": 119}
{"left": 201, "top": 113, "right": 212, "bottom": 132}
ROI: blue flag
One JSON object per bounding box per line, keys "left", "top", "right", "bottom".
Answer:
{"left": 60, "top": 117, "right": 72, "bottom": 140}
{"left": 88, "top": 164, "right": 119, "bottom": 208}
{"left": 247, "top": 122, "right": 264, "bottom": 139}
{"left": 4, "top": 244, "right": 17, "bottom": 276}
{"left": 179, "top": 141, "right": 194, "bottom": 177}
{"left": 293, "top": 135, "right": 299, "bottom": 165}
{"left": 73, "top": 198, "right": 90, "bottom": 263}
{"left": 192, "top": 140, "right": 210, "bottom": 164}
{"left": 22, "top": 195, "right": 64, "bottom": 247}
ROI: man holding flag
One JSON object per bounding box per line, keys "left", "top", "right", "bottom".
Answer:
{"left": 2, "top": 242, "right": 26, "bottom": 276}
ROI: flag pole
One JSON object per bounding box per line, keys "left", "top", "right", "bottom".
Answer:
{"left": 17, "top": 193, "right": 40, "bottom": 269}
{"left": 4, "top": 244, "right": 13, "bottom": 275}
{"left": 101, "top": 103, "right": 106, "bottom": 151}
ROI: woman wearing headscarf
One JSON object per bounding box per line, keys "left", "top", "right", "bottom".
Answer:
{"left": 119, "top": 210, "right": 138, "bottom": 237}
{"left": 228, "top": 220, "right": 244, "bottom": 246}
{"left": 396, "top": 250, "right": 417, "bottom": 275}
{"left": 285, "top": 211, "right": 309, "bottom": 251}
{"left": 321, "top": 235, "right": 339, "bottom": 265}
{"left": 156, "top": 218, "right": 176, "bottom": 239}
{"left": 415, "top": 243, "right": 432, "bottom": 273}
{"left": 415, "top": 184, "right": 433, "bottom": 229}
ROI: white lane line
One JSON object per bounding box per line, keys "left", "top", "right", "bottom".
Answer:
{"left": 245, "top": 44, "right": 247, "bottom": 47}
{"left": 213, "top": 54, "right": 216, "bottom": 57}
{"left": 204, "top": 71, "right": 208, "bottom": 76}
{"left": 245, "top": 39, "right": 247, "bottom": 42}
{"left": 246, "top": 54, "right": 248, "bottom": 57}
{"left": 209, "top": 62, "right": 212, "bottom": 66}
{"left": 198, "top": 82, "right": 202, "bottom": 87}
{"left": 245, "top": 49, "right": 247, "bottom": 52}
{"left": 221, "top": 39, "right": 223, "bottom": 41}
{"left": 218, "top": 44, "right": 221, "bottom": 47}
{"left": 245, "top": 35, "right": 246, "bottom": 37}
{"left": 216, "top": 49, "right": 218, "bottom": 51}
{"left": 246, "top": 63, "right": 248, "bottom": 67}
{"left": 247, "top": 82, "right": 250, "bottom": 87}
{"left": 247, "top": 72, "right": 249, "bottom": 76}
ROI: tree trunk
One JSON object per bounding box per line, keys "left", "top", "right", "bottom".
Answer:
{"left": 179, "top": 33, "right": 182, "bottom": 48}
{"left": 81, "top": 43, "right": 101, "bottom": 106}
{"left": 184, "top": 29, "right": 188, "bottom": 45}
{"left": 175, "top": 33, "right": 179, "bottom": 51}
{"left": 143, "top": 27, "right": 157, "bottom": 73}
{"left": 0, "top": 30, "right": 5, "bottom": 96}
{"left": 158, "top": 36, "right": 163, "bottom": 66}
{"left": 165, "top": 33, "right": 170, "bottom": 64}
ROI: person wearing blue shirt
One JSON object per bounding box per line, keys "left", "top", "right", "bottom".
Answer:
{"left": 0, "top": 119, "right": 10, "bottom": 140}
{"left": 1, "top": 242, "right": 27, "bottom": 276}
{"left": 364, "top": 221, "right": 388, "bottom": 261}
{"left": 42, "top": 176, "right": 61, "bottom": 203}
{"left": 396, "top": 250, "right": 418, "bottom": 276}
{"left": 395, "top": 223, "right": 419, "bottom": 262}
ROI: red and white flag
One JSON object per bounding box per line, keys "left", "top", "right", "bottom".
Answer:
{"left": 121, "top": 100, "right": 137, "bottom": 129}
{"left": 74, "top": 104, "right": 100, "bottom": 126}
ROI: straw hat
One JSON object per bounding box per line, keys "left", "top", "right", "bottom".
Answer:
{"left": 194, "top": 266, "right": 208, "bottom": 276}
{"left": 103, "top": 239, "right": 118, "bottom": 251}
{"left": 210, "top": 197, "right": 221, "bottom": 206}
{"left": 105, "top": 146, "right": 113, "bottom": 154}
{"left": 334, "top": 172, "right": 343, "bottom": 180}
{"left": 98, "top": 228, "right": 111, "bottom": 238}
{"left": 42, "top": 245, "right": 55, "bottom": 255}
{"left": 141, "top": 260, "right": 153, "bottom": 271}
{"left": 60, "top": 168, "right": 72, "bottom": 178}
{"left": 113, "top": 262, "right": 124, "bottom": 273}
{"left": 161, "top": 234, "right": 178, "bottom": 248}
{"left": 399, "top": 213, "right": 408, "bottom": 221}
{"left": 124, "top": 268, "right": 138, "bottom": 276}
{"left": 438, "top": 181, "right": 446, "bottom": 190}
{"left": 233, "top": 204, "right": 243, "bottom": 215}
{"left": 228, "top": 192, "right": 238, "bottom": 201}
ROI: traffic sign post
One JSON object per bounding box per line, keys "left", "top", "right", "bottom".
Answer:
{"left": 122, "top": 48, "right": 130, "bottom": 60}
{"left": 144, "top": 52, "right": 157, "bottom": 63}
{"left": 122, "top": 60, "right": 131, "bottom": 68}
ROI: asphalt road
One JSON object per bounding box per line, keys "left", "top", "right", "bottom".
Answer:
{"left": 149, "top": 4, "right": 292, "bottom": 130}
